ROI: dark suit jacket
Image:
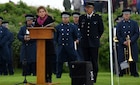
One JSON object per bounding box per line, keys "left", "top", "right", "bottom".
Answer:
{"left": 78, "top": 13, "right": 104, "bottom": 48}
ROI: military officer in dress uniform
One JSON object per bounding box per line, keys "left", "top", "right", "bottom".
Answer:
{"left": 55, "top": 12, "right": 79, "bottom": 78}
{"left": 2, "top": 21, "right": 14, "bottom": 75}
{"left": 72, "top": 12, "right": 83, "bottom": 61}
{"left": 116, "top": 9, "right": 139, "bottom": 77}
{"left": 18, "top": 14, "right": 37, "bottom": 76}
{"left": 78, "top": 2, "right": 104, "bottom": 83}
{"left": 0, "top": 17, "right": 11, "bottom": 75}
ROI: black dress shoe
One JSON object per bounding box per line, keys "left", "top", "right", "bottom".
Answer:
{"left": 3, "top": 73, "right": 8, "bottom": 75}
{"left": 56, "top": 74, "right": 61, "bottom": 78}
{"left": 33, "top": 74, "right": 36, "bottom": 76}
{"left": 9, "top": 72, "right": 14, "bottom": 75}
{"left": 46, "top": 77, "right": 52, "bottom": 83}
{"left": 131, "top": 73, "right": 134, "bottom": 76}
{"left": 22, "top": 73, "right": 31, "bottom": 76}
{"left": 119, "top": 74, "right": 123, "bottom": 77}
{"left": 131, "top": 72, "right": 139, "bottom": 77}
{"left": 133, "top": 74, "right": 139, "bottom": 77}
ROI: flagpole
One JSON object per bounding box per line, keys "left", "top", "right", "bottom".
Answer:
{"left": 108, "top": 0, "right": 114, "bottom": 85}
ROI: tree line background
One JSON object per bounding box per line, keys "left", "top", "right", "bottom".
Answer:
{"left": 0, "top": 1, "right": 140, "bottom": 72}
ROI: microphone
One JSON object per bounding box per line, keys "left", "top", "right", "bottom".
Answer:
{"left": 26, "top": 29, "right": 30, "bottom": 35}
{"left": 24, "top": 29, "right": 30, "bottom": 42}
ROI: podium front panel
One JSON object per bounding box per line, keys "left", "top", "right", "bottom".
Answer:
{"left": 28, "top": 27, "right": 54, "bottom": 39}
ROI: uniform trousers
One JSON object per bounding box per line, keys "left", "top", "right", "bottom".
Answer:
{"left": 0, "top": 57, "right": 2, "bottom": 75}
{"left": 130, "top": 62, "right": 139, "bottom": 76}
{"left": 81, "top": 47, "right": 99, "bottom": 83}
{"left": 0, "top": 57, "right": 8, "bottom": 75}
{"left": 7, "top": 60, "right": 14, "bottom": 75}
{"left": 56, "top": 47, "right": 77, "bottom": 78}
{"left": 22, "top": 62, "right": 36, "bottom": 76}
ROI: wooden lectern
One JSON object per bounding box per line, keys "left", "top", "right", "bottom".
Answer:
{"left": 28, "top": 27, "right": 54, "bottom": 85}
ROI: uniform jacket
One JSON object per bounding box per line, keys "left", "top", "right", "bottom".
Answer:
{"left": 78, "top": 13, "right": 104, "bottom": 48}
{"left": 55, "top": 23, "right": 79, "bottom": 47}
{"left": 0, "top": 26, "right": 10, "bottom": 46}
{"left": 116, "top": 19, "right": 139, "bottom": 63}
{"left": 72, "top": 23, "right": 81, "bottom": 40}
{"left": 7, "top": 31, "right": 14, "bottom": 62}
{"left": 0, "top": 26, "right": 11, "bottom": 61}
{"left": 17, "top": 25, "right": 36, "bottom": 62}
{"left": 54, "top": 23, "right": 79, "bottom": 62}
{"left": 72, "top": 23, "right": 83, "bottom": 60}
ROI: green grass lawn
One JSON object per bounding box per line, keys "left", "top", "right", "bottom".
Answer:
{"left": 0, "top": 69, "right": 140, "bottom": 85}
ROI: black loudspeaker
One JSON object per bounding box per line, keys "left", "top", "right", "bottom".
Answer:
{"left": 70, "top": 61, "right": 94, "bottom": 85}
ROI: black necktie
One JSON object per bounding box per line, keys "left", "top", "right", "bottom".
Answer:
{"left": 87, "top": 15, "right": 91, "bottom": 19}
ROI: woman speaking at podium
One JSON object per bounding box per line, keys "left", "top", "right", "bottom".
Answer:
{"left": 34, "top": 6, "right": 55, "bottom": 83}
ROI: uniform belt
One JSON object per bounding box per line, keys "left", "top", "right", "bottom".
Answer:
{"left": 24, "top": 43, "right": 34, "bottom": 46}
{"left": 61, "top": 43, "right": 69, "bottom": 46}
